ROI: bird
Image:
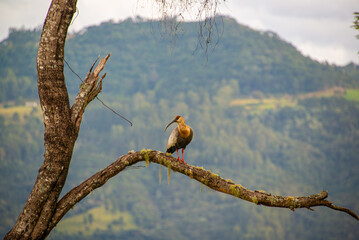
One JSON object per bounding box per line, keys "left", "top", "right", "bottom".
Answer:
{"left": 164, "top": 115, "right": 193, "bottom": 164}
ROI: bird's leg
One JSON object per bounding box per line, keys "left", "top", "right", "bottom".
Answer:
{"left": 176, "top": 149, "right": 180, "bottom": 161}
{"left": 181, "top": 148, "right": 187, "bottom": 164}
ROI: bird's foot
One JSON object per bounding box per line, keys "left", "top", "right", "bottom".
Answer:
{"left": 176, "top": 156, "right": 186, "bottom": 164}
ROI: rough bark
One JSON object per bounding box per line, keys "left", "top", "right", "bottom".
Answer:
{"left": 4, "top": 1, "right": 110, "bottom": 238}
{"left": 5, "top": 52, "right": 109, "bottom": 240}
{"left": 5, "top": 1, "right": 77, "bottom": 239}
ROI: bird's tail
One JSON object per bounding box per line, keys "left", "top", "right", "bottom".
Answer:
{"left": 166, "top": 146, "right": 176, "bottom": 154}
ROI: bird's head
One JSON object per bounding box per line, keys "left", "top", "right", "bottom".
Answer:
{"left": 164, "top": 115, "right": 184, "bottom": 132}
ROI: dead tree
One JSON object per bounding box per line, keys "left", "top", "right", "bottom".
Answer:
{"left": 5, "top": 0, "right": 358, "bottom": 239}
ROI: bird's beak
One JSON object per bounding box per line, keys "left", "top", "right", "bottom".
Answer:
{"left": 164, "top": 119, "right": 177, "bottom": 132}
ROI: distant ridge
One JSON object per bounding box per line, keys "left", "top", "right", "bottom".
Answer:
{"left": 1, "top": 16, "right": 358, "bottom": 102}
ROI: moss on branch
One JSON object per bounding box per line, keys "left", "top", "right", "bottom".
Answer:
{"left": 52, "top": 150, "right": 359, "bottom": 231}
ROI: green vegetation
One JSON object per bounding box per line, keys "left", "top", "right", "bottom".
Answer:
{"left": 230, "top": 97, "right": 297, "bottom": 113}
{"left": 1, "top": 17, "right": 359, "bottom": 240}
{"left": 55, "top": 205, "right": 137, "bottom": 236}
{"left": 230, "top": 87, "right": 350, "bottom": 113}
{"left": 0, "top": 104, "right": 41, "bottom": 123}
{"left": 345, "top": 88, "right": 359, "bottom": 101}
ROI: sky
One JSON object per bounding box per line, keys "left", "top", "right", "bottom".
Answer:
{"left": 0, "top": 0, "right": 358, "bottom": 66}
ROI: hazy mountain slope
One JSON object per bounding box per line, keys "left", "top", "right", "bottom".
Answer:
{"left": 0, "top": 16, "right": 358, "bottom": 239}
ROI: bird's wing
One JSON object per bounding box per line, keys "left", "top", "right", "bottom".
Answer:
{"left": 166, "top": 127, "right": 180, "bottom": 153}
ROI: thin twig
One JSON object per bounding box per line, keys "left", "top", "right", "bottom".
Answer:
{"left": 64, "top": 57, "right": 133, "bottom": 126}
{"left": 64, "top": 58, "right": 83, "bottom": 82}
{"left": 96, "top": 97, "right": 133, "bottom": 126}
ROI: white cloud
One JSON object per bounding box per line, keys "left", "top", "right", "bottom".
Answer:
{"left": 297, "top": 41, "right": 358, "bottom": 65}
{"left": 0, "top": 0, "right": 49, "bottom": 37}
{"left": 219, "top": 0, "right": 359, "bottom": 65}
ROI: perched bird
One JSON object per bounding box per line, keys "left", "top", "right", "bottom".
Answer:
{"left": 164, "top": 116, "right": 193, "bottom": 164}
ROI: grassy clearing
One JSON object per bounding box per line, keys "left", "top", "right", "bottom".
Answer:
{"left": 0, "top": 106, "right": 33, "bottom": 116}
{"left": 0, "top": 105, "right": 42, "bottom": 122}
{"left": 230, "top": 87, "right": 353, "bottom": 113}
{"left": 230, "top": 98, "right": 260, "bottom": 105}
{"left": 230, "top": 97, "right": 296, "bottom": 112}
{"left": 298, "top": 87, "right": 346, "bottom": 99}
{"left": 344, "top": 89, "right": 359, "bottom": 102}
{"left": 55, "top": 205, "right": 137, "bottom": 236}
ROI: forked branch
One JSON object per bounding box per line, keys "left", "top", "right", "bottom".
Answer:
{"left": 48, "top": 150, "right": 358, "bottom": 234}
{"left": 71, "top": 54, "right": 111, "bottom": 130}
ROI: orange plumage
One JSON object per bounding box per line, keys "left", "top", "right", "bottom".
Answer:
{"left": 164, "top": 116, "right": 193, "bottom": 164}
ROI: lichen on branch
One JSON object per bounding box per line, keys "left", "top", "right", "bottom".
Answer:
{"left": 51, "top": 149, "right": 359, "bottom": 230}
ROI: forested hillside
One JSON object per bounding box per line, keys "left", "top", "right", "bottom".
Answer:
{"left": 1, "top": 16, "right": 359, "bottom": 239}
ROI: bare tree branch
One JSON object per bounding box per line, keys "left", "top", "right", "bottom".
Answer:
{"left": 65, "top": 56, "right": 133, "bottom": 126}
{"left": 47, "top": 150, "right": 358, "bottom": 234}
{"left": 71, "top": 53, "right": 111, "bottom": 131}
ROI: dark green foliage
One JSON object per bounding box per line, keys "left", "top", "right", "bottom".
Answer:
{"left": 0, "top": 28, "right": 39, "bottom": 78}
{"left": 0, "top": 28, "right": 39, "bottom": 102}
{"left": 1, "top": 17, "right": 359, "bottom": 103}
{"left": 1, "top": 17, "right": 359, "bottom": 239}
{"left": 0, "top": 112, "right": 43, "bottom": 236}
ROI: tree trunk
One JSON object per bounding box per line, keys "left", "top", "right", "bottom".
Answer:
{"left": 5, "top": 1, "right": 78, "bottom": 239}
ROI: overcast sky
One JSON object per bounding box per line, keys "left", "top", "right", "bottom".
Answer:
{"left": 0, "top": 0, "right": 358, "bottom": 65}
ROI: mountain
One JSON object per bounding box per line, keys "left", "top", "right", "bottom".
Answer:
{"left": 1, "top": 16, "right": 359, "bottom": 102}
{"left": 0, "top": 16, "right": 359, "bottom": 239}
